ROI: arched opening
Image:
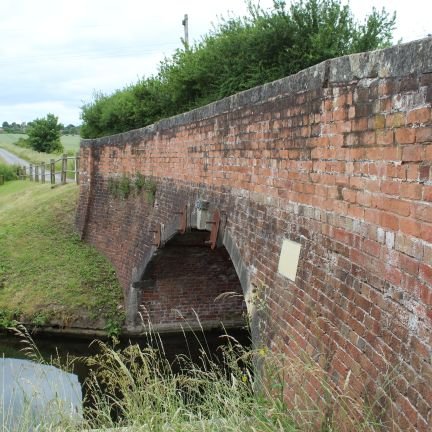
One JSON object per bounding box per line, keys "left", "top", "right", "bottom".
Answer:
{"left": 136, "top": 229, "right": 247, "bottom": 333}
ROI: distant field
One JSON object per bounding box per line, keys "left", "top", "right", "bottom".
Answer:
{"left": 60, "top": 134, "right": 81, "bottom": 153}
{"left": 0, "top": 133, "right": 24, "bottom": 145}
{"left": 0, "top": 133, "right": 81, "bottom": 165}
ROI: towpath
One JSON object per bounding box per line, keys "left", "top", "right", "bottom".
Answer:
{"left": 0, "top": 148, "right": 29, "bottom": 167}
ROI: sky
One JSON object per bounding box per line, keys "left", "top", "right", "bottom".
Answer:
{"left": 0, "top": 0, "right": 431, "bottom": 126}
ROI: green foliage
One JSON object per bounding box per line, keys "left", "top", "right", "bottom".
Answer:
{"left": 142, "top": 177, "right": 157, "bottom": 205}
{"left": 0, "top": 163, "right": 18, "bottom": 182}
{"left": 14, "top": 137, "right": 31, "bottom": 148}
{"left": 30, "top": 311, "right": 51, "bottom": 327}
{"left": 134, "top": 172, "right": 146, "bottom": 191}
{"left": 27, "top": 113, "right": 64, "bottom": 153}
{"left": 0, "top": 309, "right": 19, "bottom": 328}
{"left": 6, "top": 323, "right": 397, "bottom": 430}
{"left": 104, "top": 310, "right": 125, "bottom": 338}
{"left": 118, "top": 175, "right": 132, "bottom": 199}
{"left": 108, "top": 173, "right": 156, "bottom": 203}
{"left": 83, "top": 338, "right": 297, "bottom": 431}
{"left": 108, "top": 175, "right": 132, "bottom": 199}
{"left": 80, "top": 333, "right": 386, "bottom": 431}
{"left": 62, "top": 123, "right": 80, "bottom": 135}
{"left": 1, "top": 121, "right": 28, "bottom": 134}
{"left": 81, "top": 0, "right": 395, "bottom": 138}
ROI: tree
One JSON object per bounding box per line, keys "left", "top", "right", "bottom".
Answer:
{"left": 62, "top": 123, "right": 80, "bottom": 135}
{"left": 27, "top": 113, "right": 64, "bottom": 153}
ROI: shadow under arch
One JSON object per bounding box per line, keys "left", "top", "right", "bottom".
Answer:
{"left": 133, "top": 229, "right": 247, "bottom": 333}
{"left": 124, "top": 215, "right": 256, "bottom": 339}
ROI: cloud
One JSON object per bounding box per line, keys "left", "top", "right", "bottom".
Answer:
{"left": 1, "top": 0, "right": 430, "bottom": 125}
{"left": 0, "top": 101, "right": 81, "bottom": 125}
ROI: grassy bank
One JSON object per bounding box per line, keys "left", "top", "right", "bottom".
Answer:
{"left": 0, "top": 133, "right": 80, "bottom": 164}
{"left": 0, "top": 181, "right": 123, "bottom": 333}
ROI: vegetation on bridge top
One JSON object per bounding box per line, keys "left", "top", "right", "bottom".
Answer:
{"left": 0, "top": 181, "right": 123, "bottom": 334}
{"left": 81, "top": 0, "right": 395, "bottom": 139}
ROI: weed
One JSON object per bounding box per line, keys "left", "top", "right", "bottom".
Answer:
{"left": 144, "top": 178, "right": 157, "bottom": 205}
{"left": 104, "top": 310, "right": 126, "bottom": 338}
{"left": 108, "top": 173, "right": 156, "bottom": 204}
{"left": 31, "top": 311, "right": 51, "bottom": 327}
{"left": 118, "top": 175, "right": 131, "bottom": 199}
{"left": 108, "top": 175, "right": 131, "bottom": 199}
{"left": 134, "top": 172, "right": 146, "bottom": 191}
{"left": 82, "top": 332, "right": 298, "bottom": 431}
{"left": 0, "top": 309, "right": 19, "bottom": 329}
{"left": 107, "top": 176, "right": 119, "bottom": 196}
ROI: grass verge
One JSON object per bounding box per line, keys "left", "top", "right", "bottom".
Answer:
{"left": 0, "top": 181, "right": 123, "bottom": 333}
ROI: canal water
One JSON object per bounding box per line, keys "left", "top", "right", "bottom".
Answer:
{"left": 0, "top": 327, "right": 250, "bottom": 429}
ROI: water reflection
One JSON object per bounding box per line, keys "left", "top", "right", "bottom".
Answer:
{"left": 0, "top": 358, "right": 82, "bottom": 430}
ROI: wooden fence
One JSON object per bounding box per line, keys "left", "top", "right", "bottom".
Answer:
{"left": 17, "top": 153, "right": 80, "bottom": 185}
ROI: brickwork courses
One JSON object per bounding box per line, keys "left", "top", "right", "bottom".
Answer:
{"left": 76, "top": 38, "right": 432, "bottom": 429}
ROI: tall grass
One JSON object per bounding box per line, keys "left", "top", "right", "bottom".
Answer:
{"left": 82, "top": 335, "right": 298, "bottom": 432}
{"left": 3, "top": 322, "right": 396, "bottom": 431}
{"left": 79, "top": 332, "right": 397, "bottom": 431}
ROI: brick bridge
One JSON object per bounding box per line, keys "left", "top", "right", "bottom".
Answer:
{"left": 76, "top": 38, "right": 432, "bottom": 429}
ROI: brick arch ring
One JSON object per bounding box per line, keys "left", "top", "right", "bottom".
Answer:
{"left": 124, "top": 201, "right": 259, "bottom": 343}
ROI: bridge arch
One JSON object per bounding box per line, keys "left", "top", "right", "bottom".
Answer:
{"left": 124, "top": 200, "right": 256, "bottom": 336}
{"left": 77, "top": 39, "right": 432, "bottom": 429}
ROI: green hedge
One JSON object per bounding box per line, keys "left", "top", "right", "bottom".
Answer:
{"left": 81, "top": 0, "right": 395, "bottom": 139}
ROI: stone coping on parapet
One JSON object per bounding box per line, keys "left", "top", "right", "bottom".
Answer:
{"left": 80, "top": 37, "right": 432, "bottom": 148}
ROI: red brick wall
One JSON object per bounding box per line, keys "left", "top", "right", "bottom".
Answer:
{"left": 76, "top": 39, "right": 432, "bottom": 429}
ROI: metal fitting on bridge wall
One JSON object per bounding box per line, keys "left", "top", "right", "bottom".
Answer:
{"left": 195, "top": 199, "right": 210, "bottom": 230}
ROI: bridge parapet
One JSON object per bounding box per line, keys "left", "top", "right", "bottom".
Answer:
{"left": 77, "top": 38, "right": 432, "bottom": 429}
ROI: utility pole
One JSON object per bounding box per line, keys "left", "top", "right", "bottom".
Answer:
{"left": 182, "top": 14, "right": 189, "bottom": 49}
